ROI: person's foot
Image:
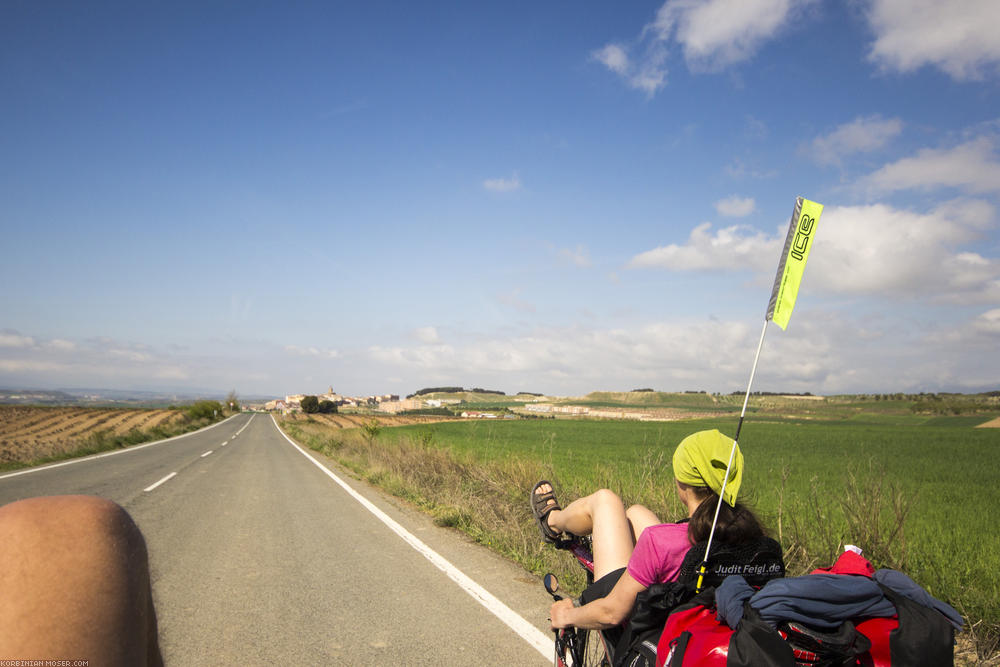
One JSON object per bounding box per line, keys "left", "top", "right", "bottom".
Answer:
{"left": 531, "top": 481, "right": 563, "bottom": 543}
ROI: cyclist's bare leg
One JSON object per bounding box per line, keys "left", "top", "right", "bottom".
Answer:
{"left": 546, "top": 488, "right": 634, "bottom": 579}
{"left": 0, "top": 495, "right": 163, "bottom": 666}
{"left": 625, "top": 504, "right": 661, "bottom": 543}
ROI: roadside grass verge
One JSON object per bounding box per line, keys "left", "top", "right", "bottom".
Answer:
{"left": 279, "top": 415, "right": 999, "bottom": 664}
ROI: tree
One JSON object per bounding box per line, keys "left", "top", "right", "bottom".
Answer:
{"left": 318, "top": 400, "right": 337, "bottom": 414}
{"left": 300, "top": 395, "right": 320, "bottom": 413}
{"left": 225, "top": 389, "right": 241, "bottom": 413}
{"left": 186, "top": 400, "right": 224, "bottom": 421}
{"left": 361, "top": 419, "right": 381, "bottom": 444}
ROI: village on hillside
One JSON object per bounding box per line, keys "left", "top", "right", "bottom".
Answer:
{"left": 262, "top": 387, "right": 468, "bottom": 415}
{"left": 259, "top": 386, "right": 726, "bottom": 422}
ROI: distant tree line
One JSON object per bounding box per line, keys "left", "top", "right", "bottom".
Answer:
{"left": 407, "top": 387, "right": 507, "bottom": 398}
{"left": 409, "top": 387, "right": 464, "bottom": 397}
{"left": 400, "top": 407, "right": 454, "bottom": 416}
{"left": 905, "top": 392, "right": 998, "bottom": 415}
{"left": 728, "top": 391, "right": 814, "bottom": 396}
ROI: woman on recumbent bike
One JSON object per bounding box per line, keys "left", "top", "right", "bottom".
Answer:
{"left": 531, "top": 429, "right": 782, "bottom": 662}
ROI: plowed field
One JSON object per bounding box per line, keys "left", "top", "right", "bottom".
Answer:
{"left": 0, "top": 406, "right": 183, "bottom": 464}
{"left": 286, "top": 413, "right": 454, "bottom": 429}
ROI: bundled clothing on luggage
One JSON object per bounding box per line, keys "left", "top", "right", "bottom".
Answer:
{"left": 714, "top": 551, "right": 963, "bottom": 631}
{"left": 655, "top": 551, "right": 963, "bottom": 667}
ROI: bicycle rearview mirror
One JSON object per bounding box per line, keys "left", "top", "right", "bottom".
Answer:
{"left": 543, "top": 573, "right": 559, "bottom": 596}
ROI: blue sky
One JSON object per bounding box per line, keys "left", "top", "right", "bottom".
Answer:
{"left": 3, "top": 0, "right": 999, "bottom": 398}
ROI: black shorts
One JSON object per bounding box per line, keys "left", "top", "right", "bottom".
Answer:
{"left": 579, "top": 567, "right": 628, "bottom": 650}
{"left": 580, "top": 567, "right": 627, "bottom": 604}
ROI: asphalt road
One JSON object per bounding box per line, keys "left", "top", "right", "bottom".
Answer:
{"left": 0, "top": 414, "right": 553, "bottom": 665}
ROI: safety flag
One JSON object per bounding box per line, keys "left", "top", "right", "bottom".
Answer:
{"left": 765, "top": 197, "right": 823, "bottom": 330}
{"left": 696, "top": 196, "right": 823, "bottom": 593}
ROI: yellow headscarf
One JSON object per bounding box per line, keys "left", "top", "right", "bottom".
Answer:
{"left": 672, "top": 429, "right": 743, "bottom": 507}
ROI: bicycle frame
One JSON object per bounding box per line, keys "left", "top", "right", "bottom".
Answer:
{"left": 543, "top": 533, "right": 614, "bottom": 667}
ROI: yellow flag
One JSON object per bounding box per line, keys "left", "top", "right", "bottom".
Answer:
{"left": 766, "top": 197, "right": 823, "bottom": 330}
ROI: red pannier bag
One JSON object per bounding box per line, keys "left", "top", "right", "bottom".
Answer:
{"left": 657, "top": 603, "right": 731, "bottom": 667}
{"left": 655, "top": 587, "right": 951, "bottom": 666}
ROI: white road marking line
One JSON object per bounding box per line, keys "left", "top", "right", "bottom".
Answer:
{"left": 144, "top": 472, "right": 177, "bottom": 493}
{"left": 233, "top": 414, "right": 254, "bottom": 436}
{"left": 201, "top": 450, "right": 213, "bottom": 457}
{"left": 221, "top": 441, "right": 228, "bottom": 446}
{"left": 0, "top": 415, "right": 242, "bottom": 482}
{"left": 271, "top": 416, "right": 551, "bottom": 661}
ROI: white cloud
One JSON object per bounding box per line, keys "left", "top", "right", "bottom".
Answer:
{"left": 866, "top": 0, "right": 1000, "bottom": 80}
{"left": 715, "top": 196, "right": 756, "bottom": 217}
{"left": 0, "top": 331, "right": 35, "bottom": 348}
{"left": 593, "top": 0, "right": 810, "bottom": 95}
{"left": 0, "top": 332, "right": 214, "bottom": 389}
{"left": 807, "top": 201, "right": 1000, "bottom": 303}
{"left": 482, "top": 172, "right": 521, "bottom": 193}
{"left": 361, "top": 309, "right": 1000, "bottom": 395}
{"left": 591, "top": 41, "right": 668, "bottom": 96}
{"left": 809, "top": 115, "right": 903, "bottom": 165}
{"left": 652, "top": 0, "right": 810, "bottom": 70}
{"left": 152, "top": 366, "right": 190, "bottom": 380}
{"left": 973, "top": 309, "right": 1000, "bottom": 335}
{"left": 107, "top": 348, "right": 152, "bottom": 363}
{"left": 284, "top": 344, "right": 340, "bottom": 359}
{"left": 497, "top": 289, "right": 537, "bottom": 313}
{"left": 0, "top": 359, "right": 64, "bottom": 373}
{"left": 765, "top": 311, "right": 1000, "bottom": 394}
{"left": 744, "top": 116, "right": 769, "bottom": 140}
{"left": 369, "top": 320, "right": 755, "bottom": 386}
{"left": 725, "top": 158, "right": 778, "bottom": 180}
{"left": 559, "top": 245, "right": 593, "bottom": 268}
{"left": 627, "top": 222, "right": 778, "bottom": 272}
{"left": 628, "top": 200, "right": 1000, "bottom": 304}
{"left": 867, "top": 137, "right": 1000, "bottom": 194}
{"left": 593, "top": 44, "right": 629, "bottom": 75}
{"left": 413, "top": 326, "right": 440, "bottom": 344}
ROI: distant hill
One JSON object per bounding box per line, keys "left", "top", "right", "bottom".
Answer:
{"left": 0, "top": 387, "right": 271, "bottom": 407}
{"left": 568, "top": 391, "right": 722, "bottom": 408}
{"left": 408, "top": 389, "right": 551, "bottom": 404}
{"left": 0, "top": 389, "right": 78, "bottom": 405}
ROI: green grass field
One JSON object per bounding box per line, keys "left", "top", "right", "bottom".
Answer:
{"left": 280, "top": 393, "right": 999, "bottom": 660}
{"left": 369, "top": 415, "right": 999, "bottom": 636}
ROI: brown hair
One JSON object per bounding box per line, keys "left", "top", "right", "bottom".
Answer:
{"left": 686, "top": 488, "right": 765, "bottom": 545}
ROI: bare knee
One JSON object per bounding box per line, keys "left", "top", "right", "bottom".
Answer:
{"left": 0, "top": 495, "right": 148, "bottom": 573}
{"left": 0, "top": 495, "right": 159, "bottom": 665}
{"left": 0, "top": 494, "right": 136, "bottom": 531}
{"left": 625, "top": 503, "right": 661, "bottom": 540}
{"left": 625, "top": 502, "right": 659, "bottom": 520}
{"left": 587, "top": 488, "right": 626, "bottom": 515}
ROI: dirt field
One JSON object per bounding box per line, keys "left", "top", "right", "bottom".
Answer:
{"left": 284, "top": 412, "right": 455, "bottom": 429}
{"left": 977, "top": 416, "right": 1000, "bottom": 428}
{"left": 0, "top": 405, "right": 183, "bottom": 464}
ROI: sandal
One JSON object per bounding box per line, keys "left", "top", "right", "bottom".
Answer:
{"left": 530, "top": 480, "right": 562, "bottom": 544}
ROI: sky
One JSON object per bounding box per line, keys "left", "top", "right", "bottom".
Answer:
{"left": 2, "top": 0, "right": 1000, "bottom": 399}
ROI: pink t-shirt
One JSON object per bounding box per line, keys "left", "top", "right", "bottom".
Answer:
{"left": 626, "top": 523, "right": 691, "bottom": 588}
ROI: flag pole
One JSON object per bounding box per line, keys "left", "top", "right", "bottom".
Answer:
{"left": 694, "top": 319, "right": 767, "bottom": 592}
{"left": 694, "top": 196, "right": 823, "bottom": 592}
